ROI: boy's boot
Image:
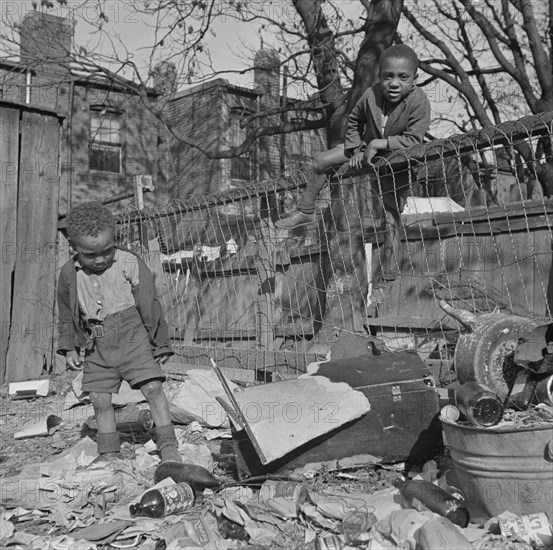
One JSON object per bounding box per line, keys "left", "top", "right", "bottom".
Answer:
{"left": 275, "top": 211, "right": 316, "bottom": 230}
{"left": 155, "top": 424, "right": 183, "bottom": 463}
{"left": 96, "top": 432, "right": 122, "bottom": 461}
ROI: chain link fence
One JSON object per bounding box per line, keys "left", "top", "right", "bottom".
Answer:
{"left": 115, "top": 111, "right": 553, "bottom": 379}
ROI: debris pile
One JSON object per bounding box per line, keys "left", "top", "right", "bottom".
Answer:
{"left": 1, "top": 302, "right": 553, "bottom": 548}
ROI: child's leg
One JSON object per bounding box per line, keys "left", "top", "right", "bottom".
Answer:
{"left": 370, "top": 207, "right": 402, "bottom": 305}
{"left": 380, "top": 208, "right": 402, "bottom": 281}
{"left": 276, "top": 145, "right": 347, "bottom": 229}
{"left": 90, "top": 391, "right": 120, "bottom": 456}
{"left": 298, "top": 146, "right": 349, "bottom": 213}
{"left": 140, "top": 380, "right": 183, "bottom": 463}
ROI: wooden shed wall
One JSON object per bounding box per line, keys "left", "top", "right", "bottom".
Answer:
{"left": 371, "top": 201, "right": 553, "bottom": 326}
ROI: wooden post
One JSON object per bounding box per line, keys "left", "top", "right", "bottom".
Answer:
{"left": 133, "top": 175, "right": 154, "bottom": 254}
{"left": 255, "top": 195, "right": 276, "bottom": 350}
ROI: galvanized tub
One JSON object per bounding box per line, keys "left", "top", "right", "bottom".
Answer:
{"left": 441, "top": 417, "right": 553, "bottom": 519}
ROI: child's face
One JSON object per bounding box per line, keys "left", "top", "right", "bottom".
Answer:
{"left": 73, "top": 229, "right": 116, "bottom": 274}
{"left": 379, "top": 56, "right": 418, "bottom": 104}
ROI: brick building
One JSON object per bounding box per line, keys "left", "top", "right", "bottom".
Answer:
{"left": 165, "top": 48, "right": 325, "bottom": 199}
{"left": 0, "top": 12, "right": 323, "bottom": 211}
{"left": 0, "top": 11, "right": 168, "bottom": 214}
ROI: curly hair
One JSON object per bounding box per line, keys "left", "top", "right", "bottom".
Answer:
{"left": 380, "top": 44, "right": 419, "bottom": 72}
{"left": 66, "top": 202, "right": 115, "bottom": 243}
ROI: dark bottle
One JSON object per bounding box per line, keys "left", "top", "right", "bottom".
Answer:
{"left": 154, "top": 462, "right": 220, "bottom": 493}
{"left": 396, "top": 479, "right": 470, "bottom": 528}
{"left": 116, "top": 409, "right": 155, "bottom": 434}
{"left": 508, "top": 370, "right": 540, "bottom": 410}
{"left": 455, "top": 382, "right": 504, "bottom": 427}
{"left": 129, "top": 482, "right": 194, "bottom": 518}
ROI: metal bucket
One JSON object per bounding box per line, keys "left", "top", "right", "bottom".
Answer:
{"left": 441, "top": 417, "right": 553, "bottom": 519}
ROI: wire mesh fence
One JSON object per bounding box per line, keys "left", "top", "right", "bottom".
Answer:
{"left": 115, "top": 111, "right": 553, "bottom": 380}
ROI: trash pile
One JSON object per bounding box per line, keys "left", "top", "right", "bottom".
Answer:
{"left": 1, "top": 434, "right": 550, "bottom": 549}
{"left": 1, "top": 302, "right": 553, "bottom": 549}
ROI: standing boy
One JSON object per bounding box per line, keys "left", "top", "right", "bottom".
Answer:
{"left": 57, "top": 202, "right": 182, "bottom": 463}
{"left": 276, "top": 44, "right": 431, "bottom": 301}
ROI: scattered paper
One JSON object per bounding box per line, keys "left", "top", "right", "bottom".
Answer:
{"left": 170, "top": 370, "right": 239, "bottom": 428}
{"left": 14, "top": 415, "right": 63, "bottom": 440}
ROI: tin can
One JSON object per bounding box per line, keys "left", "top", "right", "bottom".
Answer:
{"left": 440, "top": 404, "right": 461, "bottom": 423}
{"left": 535, "top": 374, "right": 553, "bottom": 406}
{"left": 498, "top": 512, "right": 553, "bottom": 549}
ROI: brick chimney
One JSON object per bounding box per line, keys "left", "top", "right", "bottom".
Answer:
{"left": 19, "top": 12, "right": 74, "bottom": 75}
{"left": 254, "top": 47, "right": 281, "bottom": 179}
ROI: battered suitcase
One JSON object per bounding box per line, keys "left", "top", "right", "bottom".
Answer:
{"left": 233, "top": 351, "right": 442, "bottom": 477}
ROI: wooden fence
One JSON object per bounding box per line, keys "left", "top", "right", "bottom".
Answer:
{"left": 0, "top": 100, "right": 63, "bottom": 383}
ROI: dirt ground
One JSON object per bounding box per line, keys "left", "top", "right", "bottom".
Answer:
{"left": 0, "top": 371, "right": 400, "bottom": 548}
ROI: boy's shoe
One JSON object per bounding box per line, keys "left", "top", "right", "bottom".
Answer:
{"left": 275, "top": 211, "right": 316, "bottom": 230}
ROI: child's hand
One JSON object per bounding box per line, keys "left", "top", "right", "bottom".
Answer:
{"left": 348, "top": 151, "right": 365, "bottom": 170}
{"left": 66, "top": 350, "right": 84, "bottom": 371}
{"left": 155, "top": 353, "right": 171, "bottom": 366}
{"left": 363, "top": 142, "right": 379, "bottom": 164}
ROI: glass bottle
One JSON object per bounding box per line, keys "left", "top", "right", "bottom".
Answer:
{"left": 455, "top": 382, "right": 504, "bottom": 427}
{"left": 396, "top": 479, "right": 470, "bottom": 528}
{"left": 508, "top": 370, "right": 540, "bottom": 410}
{"left": 129, "top": 482, "right": 195, "bottom": 518}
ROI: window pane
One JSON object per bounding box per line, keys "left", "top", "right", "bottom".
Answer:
{"left": 229, "top": 109, "right": 253, "bottom": 180}
{"left": 90, "top": 145, "right": 120, "bottom": 173}
{"left": 231, "top": 155, "right": 252, "bottom": 180}
{"left": 90, "top": 110, "right": 121, "bottom": 145}
{"left": 90, "top": 112, "right": 100, "bottom": 133}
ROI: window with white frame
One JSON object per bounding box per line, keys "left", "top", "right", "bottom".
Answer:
{"left": 89, "top": 108, "right": 122, "bottom": 173}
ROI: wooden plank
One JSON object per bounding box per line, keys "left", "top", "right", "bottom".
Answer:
{"left": 364, "top": 316, "right": 459, "bottom": 330}
{"left": 196, "top": 325, "right": 314, "bottom": 340}
{"left": 162, "top": 360, "right": 257, "bottom": 384}
{"left": 501, "top": 231, "right": 534, "bottom": 314}
{"left": 532, "top": 228, "right": 552, "bottom": 316}
{"left": 170, "top": 342, "right": 318, "bottom": 373}
{"left": 6, "top": 111, "right": 60, "bottom": 382}
{"left": 0, "top": 107, "right": 20, "bottom": 383}
{"left": 433, "top": 199, "right": 553, "bottom": 224}
{"left": 367, "top": 213, "right": 553, "bottom": 245}
{"left": 0, "top": 99, "right": 64, "bottom": 118}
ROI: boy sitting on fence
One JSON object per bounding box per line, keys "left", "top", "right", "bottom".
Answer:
{"left": 276, "top": 44, "right": 431, "bottom": 302}
{"left": 57, "top": 202, "right": 182, "bottom": 463}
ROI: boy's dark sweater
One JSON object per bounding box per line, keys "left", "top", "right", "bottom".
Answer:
{"left": 57, "top": 248, "right": 172, "bottom": 357}
{"left": 345, "top": 82, "right": 431, "bottom": 156}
